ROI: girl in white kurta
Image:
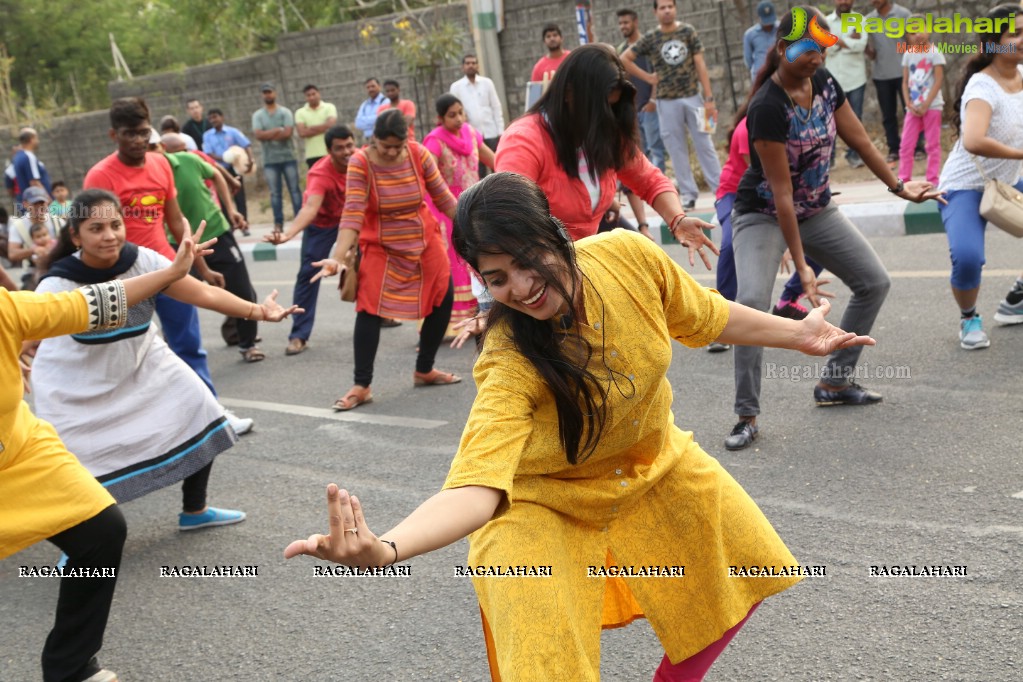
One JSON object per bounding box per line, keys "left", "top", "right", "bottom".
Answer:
{"left": 30, "top": 189, "right": 299, "bottom": 529}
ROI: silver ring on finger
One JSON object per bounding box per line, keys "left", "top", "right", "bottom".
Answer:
{"left": 344, "top": 528, "right": 358, "bottom": 535}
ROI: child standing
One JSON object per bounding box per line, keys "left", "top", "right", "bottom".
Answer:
{"left": 900, "top": 22, "right": 945, "bottom": 185}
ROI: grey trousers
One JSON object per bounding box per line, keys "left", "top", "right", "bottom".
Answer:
{"left": 657, "top": 95, "right": 722, "bottom": 202}
{"left": 731, "top": 202, "right": 891, "bottom": 416}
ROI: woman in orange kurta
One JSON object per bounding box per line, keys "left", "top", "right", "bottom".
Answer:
{"left": 285, "top": 173, "right": 877, "bottom": 681}
{"left": 314, "top": 109, "right": 460, "bottom": 411}
{"left": 1, "top": 229, "right": 209, "bottom": 682}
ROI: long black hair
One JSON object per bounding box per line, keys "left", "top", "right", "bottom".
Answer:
{"left": 529, "top": 44, "right": 639, "bottom": 180}
{"left": 373, "top": 108, "right": 408, "bottom": 141}
{"left": 39, "top": 189, "right": 122, "bottom": 274}
{"left": 454, "top": 172, "right": 607, "bottom": 465}
{"left": 435, "top": 93, "right": 461, "bottom": 117}
{"left": 951, "top": 4, "right": 1019, "bottom": 138}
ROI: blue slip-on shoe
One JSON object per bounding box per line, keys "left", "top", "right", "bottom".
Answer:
{"left": 179, "top": 507, "right": 246, "bottom": 531}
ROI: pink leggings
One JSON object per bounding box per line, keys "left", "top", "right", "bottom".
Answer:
{"left": 652, "top": 602, "right": 760, "bottom": 682}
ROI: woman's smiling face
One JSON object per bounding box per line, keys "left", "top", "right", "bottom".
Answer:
{"left": 476, "top": 250, "right": 573, "bottom": 320}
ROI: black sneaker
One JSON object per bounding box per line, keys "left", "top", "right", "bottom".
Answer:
{"left": 994, "top": 283, "right": 1023, "bottom": 325}
{"left": 772, "top": 298, "right": 810, "bottom": 320}
{"left": 724, "top": 420, "right": 758, "bottom": 451}
{"left": 683, "top": 199, "right": 696, "bottom": 210}
{"left": 707, "top": 342, "right": 732, "bottom": 353}
{"left": 813, "top": 382, "right": 882, "bottom": 407}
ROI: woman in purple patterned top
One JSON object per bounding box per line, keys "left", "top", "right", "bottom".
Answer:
{"left": 724, "top": 6, "right": 943, "bottom": 451}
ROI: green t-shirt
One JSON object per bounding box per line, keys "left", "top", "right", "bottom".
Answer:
{"left": 295, "top": 102, "right": 338, "bottom": 160}
{"left": 167, "top": 152, "right": 230, "bottom": 241}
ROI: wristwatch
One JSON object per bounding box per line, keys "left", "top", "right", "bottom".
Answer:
{"left": 887, "top": 179, "right": 905, "bottom": 194}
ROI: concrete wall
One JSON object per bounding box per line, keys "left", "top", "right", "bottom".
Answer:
{"left": 5, "top": 0, "right": 991, "bottom": 197}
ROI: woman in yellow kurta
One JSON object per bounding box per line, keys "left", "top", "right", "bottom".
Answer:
{"left": 1, "top": 226, "right": 211, "bottom": 682}
{"left": 284, "top": 173, "right": 876, "bottom": 680}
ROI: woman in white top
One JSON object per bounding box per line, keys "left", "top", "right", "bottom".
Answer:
{"left": 937, "top": 4, "right": 1023, "bottom": 349}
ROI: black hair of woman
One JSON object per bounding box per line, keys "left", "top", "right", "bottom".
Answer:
{"left": 435, "top": 93, "right": 461, "bottom": 118}
{"left": 41, "top": 189, "right": 122, "bottom": 274}
{"left": 454, "top": 171, "right": 607, "bottom": 465}
{"left": 373, "top": 108, "right": 408, "bottom": 141}
{"left": 529, "top": 44, "right": 640, "bottom": 181}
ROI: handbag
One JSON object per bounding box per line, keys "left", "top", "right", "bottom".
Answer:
{"left": 338, "top": 246, "right": 360, "bottom": 302}
{"left": 973, "top": 156, "right": 1023, "bottom": 237}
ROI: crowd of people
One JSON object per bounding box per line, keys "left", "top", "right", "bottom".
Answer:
{"left": 2, "top": 1, "right": 1023, "bottom": 681}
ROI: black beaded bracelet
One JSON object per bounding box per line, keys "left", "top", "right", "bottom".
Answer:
{"left": 381, "top": 539, "right": 398, "bottom": 566}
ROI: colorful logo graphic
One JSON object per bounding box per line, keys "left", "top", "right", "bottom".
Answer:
{"left": 783, "top": 7, "right": 838, "bottom": 62}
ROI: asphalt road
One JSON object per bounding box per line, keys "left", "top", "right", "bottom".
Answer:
{"left": 2, "top": 230, "right": 1021, "bottom": 681}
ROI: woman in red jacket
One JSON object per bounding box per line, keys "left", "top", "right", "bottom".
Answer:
{"left": 495, "top": 44, "right": 715, "bottom": 255}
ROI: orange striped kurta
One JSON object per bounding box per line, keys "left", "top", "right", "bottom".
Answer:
{"left": 341, "top": 142, "right": 457, "bottom": 320}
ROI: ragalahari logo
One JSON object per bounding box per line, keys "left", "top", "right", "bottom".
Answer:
{"left": 783, "top": 7, "right": 838, "bottom": 62}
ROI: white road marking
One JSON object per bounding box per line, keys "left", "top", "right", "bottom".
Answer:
{"left": 220, "top": 397, "right": 447, "bottom": 430}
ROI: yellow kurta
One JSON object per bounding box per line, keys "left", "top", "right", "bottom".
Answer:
{"left": 443, "top": 230, "right": 802, "bottom": 681}
{"left": 0, "top": 287, "right": 118, "bottom": 559}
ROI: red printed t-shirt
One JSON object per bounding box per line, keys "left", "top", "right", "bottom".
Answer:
{"left": 304, "top": 155, "right": 348, "bottom": 228}
{"left": 716, "top": 117, "right": 749, "bottom": 200}
{"left": 531, "top": 51, "right": 570, "bottom": 82}
{"left": 83, "top": 152, "right": 177, "bottom": 260}
{"left": 495, "top": 114, "right": 675, "bottom": 240}
{"left": 377, "top": 99, "right": 417, "bottom": 140}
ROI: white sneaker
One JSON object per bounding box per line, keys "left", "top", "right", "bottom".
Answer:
{"left": 83, "top": 669, "right": 118, "bottom": 682}
{"left": 223, "top": 408, "right": 253, "bottom": 436}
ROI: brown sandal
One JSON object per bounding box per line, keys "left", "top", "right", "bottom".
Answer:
{"left": 333, "top": 385, "right": 373, "bottom": 411}
{"left": 413, "top": 369, "right": 462, "bottom": 386}
{"left": 241, "top": 347, "right": 265, "bottom": 363}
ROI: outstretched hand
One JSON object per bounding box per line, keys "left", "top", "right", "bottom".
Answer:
{"left": 258, "top": 289, "right": 304, "bottom": 322}
{"left": 450, "top": 314, "right": 487, "bottom": 348}
{"left": 671, "top": 216, "right": 719, "bottom": 270}
{"left": 898, "top": 180, "right": 947, "bottom": 205}
{"left": 170, "top": 220, "right": 216, "bottom": 280}
{"left": 797, "top": 299, "right": 876, "bottom": 356}
{"left": 309, "top": 257, "right": 344, "bottom": 284}
{"left": 283, "top": 484, "right": 392, "bottom": 569}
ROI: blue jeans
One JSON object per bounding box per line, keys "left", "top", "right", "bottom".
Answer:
{"left": 263, "top": 160, "right": 302, "bottom": 227}
{"left": 939, "top": 181, "right": 1023, "bottom": 290}
{"left": 155, "top": 293, "right": 216, "bottom": 395}
{"left": 638, "top": 109, "right": 666, "bottom": 175}
{"left": 843, "top": 85, "right": 865, "bottom": 164}
{"left": 289, "top": 225, "right": 338, "bottom": 341}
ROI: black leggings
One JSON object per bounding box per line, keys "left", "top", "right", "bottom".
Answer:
{"left": 203, "top": 231, "right": 258, "bottom": 350}
{"left": 43, "top": 504, "right": 126, "bottom": 682}
{"left": 181, "top": 462, "right": 213, "bottom": 513}
{"left": 353, "top": 279, "right": 454, "bottom": 387}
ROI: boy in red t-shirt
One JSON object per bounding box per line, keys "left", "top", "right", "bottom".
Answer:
{"left": 531, "top": 23, "right": 570, "bottom": 82}
{"left": 264, "top": 126, "right": 356, "bottom": 355}
{"left": 84, "top": 97, "right": 253, "bottom": 435}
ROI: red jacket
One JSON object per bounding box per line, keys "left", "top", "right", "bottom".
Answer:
{"left": 495, "top": 114, "right": 676, "bottom": 240}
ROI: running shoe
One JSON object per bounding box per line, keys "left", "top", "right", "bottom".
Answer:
{"left": 706, "top": 342, "right": 732, "bottom": 353}
{"left": 772, "top": 297, "right": 810, "bottom": 320}
{"left": 179, "top": 507, "right": 246, "bottom": 531}
{"left": 959, "top": 315, "right": 990, "bottom": 350}
{"left": 994, "top": 284, "right": 1023, "bottom": 325}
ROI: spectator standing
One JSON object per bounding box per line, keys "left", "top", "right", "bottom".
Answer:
{"left": 50, "top": 181, "right": 73, "bottom": 218}
{"left": 449, "top": 53, "right": 506, "bottom": 174}
{"left": 295, "top": 84, "right": 338, "bottom": 168}
{"left": 160, "top": 115, "right": 198, "bottom": 150}
{"left": 355, "top": 78, "right": 388, "bottom": 141}
{"left": 531, "top": 23, "right": 570, "bottom": 83}
{"left": 203, "top": 108, "right": 254, "bottom": 222}
{"left": 182, "top": 98, "right": 211, "bottom": 151}
{"left": 253, "top": 83, "right": 303, "bottom": 231}
{"left": 825, "top": 0, "right": 869, "bottom": 169}
{"left": 616, "top": 8, "right": 666, "bottom": 175}
{"left": 899, "top": 23, "right": 944, "bottom": 186}
{"left": 865, "top": 0, "right": 912, "bottom": 164}
{"left": 263, "top": 126, "right": 358, "bottom": 356}
{"left": 377, "top": 79, "right": 418, "bottom": 141}
{"left": 6, "top": 187, "right": 63, "bottom": 289}
{"left": 12, "top": 128, "right": 52, "bottom": 208}
{"left": 743, "top": 1, "right": 778, "bottom": 82}
{"left": 623, "top": 0, "right": 722, "bottom": 209}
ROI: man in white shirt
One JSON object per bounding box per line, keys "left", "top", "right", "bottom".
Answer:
{"left": 450, "top": 53, "right": 506, "bottom": 174}
{"left": 826, "top": 0, "right": 869, "bottom": 168}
